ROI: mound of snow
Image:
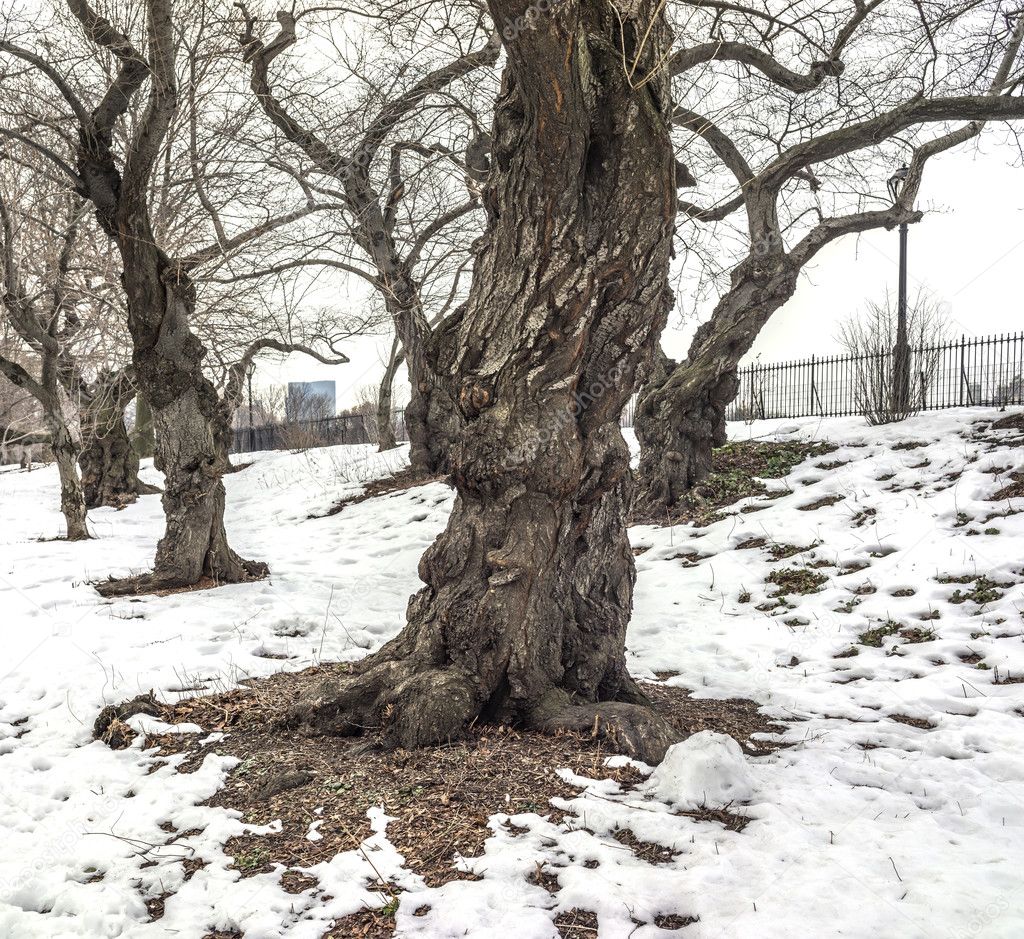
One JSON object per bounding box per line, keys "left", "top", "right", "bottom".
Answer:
{"left": 646, "top": 731, "right": 753, "bottom": 810}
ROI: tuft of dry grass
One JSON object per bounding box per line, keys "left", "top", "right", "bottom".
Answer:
{"left": 316, "top": 468, "right": 448, "bottom": 519}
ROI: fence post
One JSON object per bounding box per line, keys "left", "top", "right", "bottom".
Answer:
{"left": 809, "top": 355, "right": 817, "bottom": 416}
{"left": 958, "top": 334, "right": 966, "bottom": 407}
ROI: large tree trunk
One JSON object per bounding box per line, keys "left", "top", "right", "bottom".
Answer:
{"left": 66, "top": 6, "right": 264, "bottom": 597}
{"left": 80, "top": 408, "right": 143, "bottom": 509}
{"left": 633, "top": 359, "right": 739, "bottom": 514}
{"left": 46, "top": 394, "right": 89, "bottom": 541}
{"left": 634, "top": 255, "right": 800, "bottom": 514}
{"left": 110, "top": 287, "right": 268, "bottom": 594}
{"left": 291, "top": 0, "right": 680, "bottom": 764}
{"left": 75, "top": 96, "right": 266, "bottom": 593}
{"left": 79, "top": 374, "right": 158, "bottom": 509}
{"left": 91, "top": 266, "right": 266, "bottom": 595}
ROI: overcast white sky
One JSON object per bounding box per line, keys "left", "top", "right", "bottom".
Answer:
{"left": 258, "top": 142, "right": 1024, "bottom": 411}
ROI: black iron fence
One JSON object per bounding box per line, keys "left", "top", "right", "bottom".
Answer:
{"left": 232, "top": 412, "right": 393, "bottom": 453}
{"left": 726, "top": 332, "right": 1024, "bottom": 421}
{"left": 232, "top": 332, "right": 1024, "bottom": 453}
{"left": 232, "top": 401, "right": 638, "bottom": 454}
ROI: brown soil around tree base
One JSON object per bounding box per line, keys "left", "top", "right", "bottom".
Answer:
{"left": 94, "top": 561, "right": 270, "bottom": 598}
{"left": 144, "top": 665, "right": 786, "bottom": 937}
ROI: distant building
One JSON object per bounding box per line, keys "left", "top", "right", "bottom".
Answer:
{"left": 286, "top": 381, "right": 336, "bottom": 421}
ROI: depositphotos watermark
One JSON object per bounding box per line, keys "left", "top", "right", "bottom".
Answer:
{"left": 501, "top": 0, "right": 568, "bottom": 41}
{"left": 504, "top": 364, "right": 626, "bottom": 469}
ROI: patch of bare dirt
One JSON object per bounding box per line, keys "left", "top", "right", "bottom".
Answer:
{"left": 94, "top": 571, "right": 268, "bottom": 599}
{"left": 797, "top": 494, "right": 845, "bottom": 511}
{"left": 888, "top": 714, "right": 936, "bottom": 730}
{"left": 555, "top": 908, "right": 600, "bottom": 937}
{"left": 991, "top": 471, "right": 1024, "bottom": 501}
{"left": 140, "top": 666, "right": 784, "bottom": 936}
{"left": 990, "top": 413, "right": 1024, "bottom": 432}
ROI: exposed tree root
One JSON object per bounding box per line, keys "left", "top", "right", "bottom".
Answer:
{"left": 94, "top": 557, "right": 268, "bottom": 598}
{"left": 286, "top": 654, "right": 680, "bottom": 765}
{"left": 530, "top": 692, "right": 678, "bottom": 766}
{"left": 286, "top": 657, "right": 478, "bottom": 750}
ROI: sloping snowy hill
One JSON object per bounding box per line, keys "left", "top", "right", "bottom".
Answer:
{"left": 1, "top": 408, "right": 1023, "bottom": 938}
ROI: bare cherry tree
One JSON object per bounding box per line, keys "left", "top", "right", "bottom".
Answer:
{"left": 0, "top": 129, "right": 152, "bottom": 512}
{"left": 265, "top": 0, "right": 680, "bottom": 762}
{"left": 279, "top": 0, "right": 1024, "bottom": 762}
{"left": 0, "top": 158, "right": 92, "bottom": 538}
{"left": 634, "top": 1, "right": 1024, "bottom": 512}
{"left": 237, "top": 1, "right": 497, "bottom": 474}
{"left": 1, "top": 0, "right": 358, "bottom": 591}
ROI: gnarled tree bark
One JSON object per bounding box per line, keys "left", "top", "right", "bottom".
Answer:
{"left": 132, "top": 390, "right": 155, "bottom": 460}
{"left": 634, "top": 254, "right": 800, "bottom": 513}
{"left": 78, "top": 370, "right": 159, "bottom": 509}
{"left": 403, "top": 368, "right": 460, "bottom": 476}
{"left": 290, "top": 0, "right": 680, "bottom": 764}
{"left": 48, "top": 390, "right": 90, "bottom": 541}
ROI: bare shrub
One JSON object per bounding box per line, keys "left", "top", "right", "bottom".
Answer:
{"left": 837, "top": 292, "right": 952, "bottom": 425}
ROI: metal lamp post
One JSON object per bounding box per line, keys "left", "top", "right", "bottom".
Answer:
{"left": 247, "top": 367, "right": 256, "bottom": 453}
{"left": 887, "top": 164, "right": 911, "bottom": 412}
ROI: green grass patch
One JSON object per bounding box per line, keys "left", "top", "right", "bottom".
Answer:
{"left": 858, "top": 620, "right": 902, "bottom": 648}
{"left": 766, "top": 567, "right": 828, "bottom": 597}
{"left": 234, "top": 848, "right": 269, "bottom": 872}
{"left": 899, "top": 626, "right": 937, "bottom": 644}
{"left": 768, "top": 542, "right": 817, "bottom": 561}
{"left": 943, "top": 576, "right": 1010, "bottom": 606}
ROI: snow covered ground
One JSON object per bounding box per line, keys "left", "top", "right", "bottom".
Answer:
{"left": 1, "top": 408, "right": 1023, "bottom": 938}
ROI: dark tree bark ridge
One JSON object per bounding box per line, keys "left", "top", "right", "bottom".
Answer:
{"left": 132, "top": 390, "right": 155, "bottom": 460}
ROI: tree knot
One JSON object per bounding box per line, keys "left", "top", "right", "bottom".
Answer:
{"left": 459, "top": 380, "right": 493, "bottom": 417}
